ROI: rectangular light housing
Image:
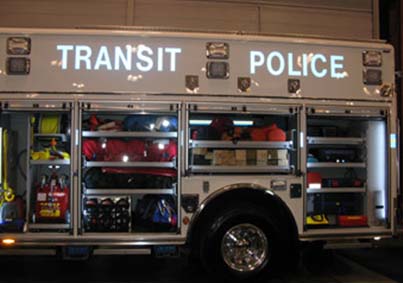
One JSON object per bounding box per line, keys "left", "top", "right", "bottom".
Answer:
{"left": 363, "top": 50, "right": 382, "bottom": 67}
{"left": 7, "top": 37, "right": 31, "bottom": 55}
{"left": 6, "top": 57, "right": 31, "bottom": 75}
{"left": 206, "top": 42, "right": 229, "bottom": 59}
{"left": 206, "top": 62, "right": 229, "bottom": 79}
{"left": 363, "top": 69, "right": 382, "bottom": 85}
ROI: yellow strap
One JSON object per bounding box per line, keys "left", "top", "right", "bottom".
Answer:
{"left": 307, "top": 214, "right": 329, "bottom": 225}
{"left": 2, "top": 129, "right": 15, "bottom": 203}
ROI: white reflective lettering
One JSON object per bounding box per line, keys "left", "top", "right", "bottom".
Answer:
{"left": 157, "top": 47, "right": 163, "bottom": 71}
{"left": 302, "top": 53, "right": 308, "bottom": 77}
{"left": 288, "top": 53, "right": 301, "bottom": 76}
{"left": 311, "top": 54, "right": 327, "bottom": 78}
{"left": 330, "top": 55, "right": 345, "bottom": 78}
{"left": 114, "top": 46, "right": 132, "bottom": 71}
{"left": 56, "top": 44, "right": 185, "bottom": 73}
{"left": 267, "top": 51, "right": 285, "bottom": 76}
{"left": 250, "top": 51, "right": 264, "bottom": 74}
{"left": 248, "top": 50, "right": 345, "bottom": 79}
{"left": 94, "top": 46, "right": 112, "bottom": 70}
{"left": 165, "top": 47, "right": 182, "bottom": 72}
{"left": 75, "top": 45, "right": 92, "bottom": 70}
{"left": 136, "top": 45, "right": 153, "bottom": 72}
{"left": 57, "top": 45, "right": 74, "bottom": 70}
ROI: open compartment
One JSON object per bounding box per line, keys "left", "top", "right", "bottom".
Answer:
{"left": 186, "top": 103, "right": 298, "bottom": 174}
{"left": 80, "top": 102, "right": 180, "bottom": 233}
{"left": 0, "top": 101, "right": 72, "bottom": 233}
{"left": 305, "top": 107, "right": 388, "bottom": 229}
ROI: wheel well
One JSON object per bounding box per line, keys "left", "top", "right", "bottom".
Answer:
{"left": 187, "top": 188, "right": 299, "bottom": 258}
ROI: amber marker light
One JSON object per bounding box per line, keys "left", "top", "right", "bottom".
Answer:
{"left": 2, "top": 238, "right": 16, "bottom": 246}
{"left": 183, "top": 216, "right": 190, "bottom": 225}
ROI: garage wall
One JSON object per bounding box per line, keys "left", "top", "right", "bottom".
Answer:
{"left": 0, "top": 0, "right": 377, "bottom": 39}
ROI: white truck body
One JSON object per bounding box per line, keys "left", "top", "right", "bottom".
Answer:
{"left": 0, "top": 27, "right": 398, "bottom": 277}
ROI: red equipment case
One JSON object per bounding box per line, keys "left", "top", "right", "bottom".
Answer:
{"left": 35, "top": 174, "right": 69, "bottom": 223}
{"left": 337, "top": 215, "right": 368, "bottom": 227}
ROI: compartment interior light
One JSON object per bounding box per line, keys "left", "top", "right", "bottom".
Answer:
{"left": 189, "top": 120, "right": 253, "bottom": 126}
{"left": 308, "top": 183, "right": 321, "bottom": 189}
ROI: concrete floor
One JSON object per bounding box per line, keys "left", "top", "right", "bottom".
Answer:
{"left": 0, "top": 247, "right": 400, "bottom": 283}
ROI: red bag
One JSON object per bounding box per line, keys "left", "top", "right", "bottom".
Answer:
{"left": 35, "top": 174, "right": 69, "bottom": 223}
{"left": 249, "top": 128, "right": 267, "bottom": 141}
{"left": 210, "top": 117, "right": 233, "bottom": 135}
{"left": 146, "top": 140, "right": 177, "bottom": 162}
{"left": 82, "top": 139, "right": 103, "bottom": 160}
{"left": 104, "top": 140, "right": 146, "bottom": 162}
{"left": 103, "top": 140, "right": 127, "bottom": 161}
{"left": 267, "top": 124, "right": 286, "bottom": 142}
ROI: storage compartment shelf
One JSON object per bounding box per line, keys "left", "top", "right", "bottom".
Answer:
{"left": 307, "top": 137, "right": 365, "bottom": 145}
{"left": 82, "top": 131, "right": 177, "bottom": 138}
{"left": 307, "top": 162, "right": 365, "bottom": 168}
{"left": 34, "top": 133, "right": 68, "bottom": 141}
{"left": 28, "top": 223, "right": 70, "bottom": 230}
{"left": 84, "top": 188, "right": 175, "bottom": 195}
{"left": 306, "top": 188, "right": 366, "bottom": 194}
{"left": 190, "top": 140, "right": 293, "bottom": 149}
{"left": 30, "top": 159, "right": 71, "bottom": 166}
{"left": 84, "top": 161, "right": 175, "bottom": 168}
{"left": 190, "top": 165, "right": 291, "bottom": 173}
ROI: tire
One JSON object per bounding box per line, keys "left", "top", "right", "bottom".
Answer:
{"left": 200, "top": 203, "right": 286, "bottom": 281}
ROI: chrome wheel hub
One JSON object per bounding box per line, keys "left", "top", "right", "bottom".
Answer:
{"left": 221, "top": 223, "right": 268, "bottom": 272}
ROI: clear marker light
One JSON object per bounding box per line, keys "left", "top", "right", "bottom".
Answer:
{"left": 122, "top": 155, "right": 129, "bottom": 162}
{"left": 374, "top": 237, "right": 381, "bottom": 241}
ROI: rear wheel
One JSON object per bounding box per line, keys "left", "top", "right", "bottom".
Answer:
{"left": 200, "top": 204, "right": 286, "bottom": 281}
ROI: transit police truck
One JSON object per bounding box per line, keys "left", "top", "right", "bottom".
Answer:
{"left": 0, "top": 27, "right": 399, "bottom": 280}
